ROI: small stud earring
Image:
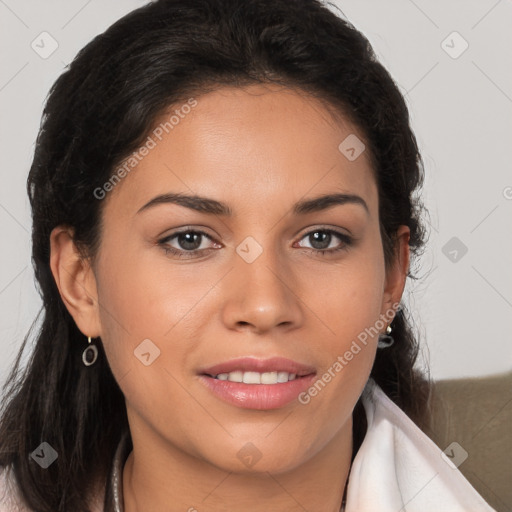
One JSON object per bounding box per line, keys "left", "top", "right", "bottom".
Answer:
{"left": 377, "top": 324, "right": 394, "bottom": 349}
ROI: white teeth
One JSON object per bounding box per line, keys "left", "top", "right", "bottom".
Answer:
{"left": 215, "top": 371, "right": 298, "bottom": 384}
{"left": 261, "top": 371, "right": 278, "bottom": 384}
{"left": 277, "top": 371, "right": 290, "bottom": 383}
{"left": 243, "top": 371, "right": 261, "bottom": 384}
{"left": 227, "top": 371, "right": 243, "bottom": 382}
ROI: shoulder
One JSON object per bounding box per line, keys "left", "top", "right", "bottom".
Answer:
{"left": 0, "top": 466, "right": 32, "bottom": 512}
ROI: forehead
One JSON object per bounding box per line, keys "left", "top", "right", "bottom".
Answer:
{"left": 103, "top": 84, "right": 377, "bottom": 218}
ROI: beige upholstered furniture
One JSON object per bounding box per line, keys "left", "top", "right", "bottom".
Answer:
{"left": 428, "top": 371, "right": 512, "bottom": 512}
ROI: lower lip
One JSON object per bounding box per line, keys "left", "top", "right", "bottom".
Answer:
{"left": 198, "top": 374, "right": 317, "bottom": 410}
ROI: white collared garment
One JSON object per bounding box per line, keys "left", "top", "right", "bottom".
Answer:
{"left": 344, "top": 379, "right": 496, "bottom": 511}
{"left": 0, "top": 379, "right": 497, "bottom": 511}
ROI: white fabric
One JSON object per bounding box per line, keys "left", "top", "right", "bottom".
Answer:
{"left": 0, "top": 379, "right": 496, "bottom": 511}
{"left": 345, "top": 379, "right": 496, "bottom": 511}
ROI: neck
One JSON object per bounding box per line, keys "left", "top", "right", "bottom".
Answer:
{"left": 122, "top": 419, "right": 352, "bottom": 512}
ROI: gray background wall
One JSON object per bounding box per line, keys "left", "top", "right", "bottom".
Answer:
{"left": 1, "top": 0, "right": 511, "bottom": 392}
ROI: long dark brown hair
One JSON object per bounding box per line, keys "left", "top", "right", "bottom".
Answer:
{"left": 0, "top": 1, "right": 430, "bottom": 510}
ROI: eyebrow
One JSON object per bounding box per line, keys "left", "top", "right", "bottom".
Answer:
{"left": 136, "top": 192, "right": 369, "bottom": 216}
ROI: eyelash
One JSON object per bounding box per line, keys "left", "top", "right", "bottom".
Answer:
{"left": 158, "top": 228, "right": 353, "bottom": 259}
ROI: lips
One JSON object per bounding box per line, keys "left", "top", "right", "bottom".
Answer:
{"left": 198, "top": 372, "right": 318, "bottom": 410}
{"left": 198, "top": 356, "right": 316, "bottom": 378}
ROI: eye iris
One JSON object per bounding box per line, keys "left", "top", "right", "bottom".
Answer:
{"left": 310, "top": 231, "right": 331, "bottom": 250}
{"left": 178, "top": 232, "right": 202, "bottom": 250}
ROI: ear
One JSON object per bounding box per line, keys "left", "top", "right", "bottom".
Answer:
{"left": 381, "top": 225, "right": 410, "bottom": 320}
{"left": 49, "top": 226, "right": 101, "bottom": 338}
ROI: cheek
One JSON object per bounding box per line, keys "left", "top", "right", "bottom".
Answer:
{"left": 296, "top": 249, "right": 385, "bottom": 422}
{"left": 95, "top": 240, "right": 209, "bottom": 335}
{"left": 93, "top": 247, "right": 203, "bottom": 427}
{"left": 306, "top": 246, "right": 385, "bottom": 348}
{"left": 93, "top": 240, "right": 219, "bottom": 386}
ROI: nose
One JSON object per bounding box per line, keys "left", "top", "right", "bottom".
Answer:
{"left": 221, "top": 240, "right": 304, "bottom": 334}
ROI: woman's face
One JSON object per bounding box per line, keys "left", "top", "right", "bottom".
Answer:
{"left": 56, "top": 83, "right": 409, "bottom": 475}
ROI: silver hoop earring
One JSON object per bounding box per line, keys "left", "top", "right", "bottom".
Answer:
{"left": 82, "top": 336, "right": 99, "bottom": 366}
{"left": 377, "top": 325, "right": 394, "bottom": 349}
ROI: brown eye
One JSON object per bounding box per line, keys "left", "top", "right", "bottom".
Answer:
{"left": 158, "top": 229, "right": 219, "bottom": 258}
{"left": 296, "top": 228, "right": 353, "bottom": 256}
{"left": 174, "top": 232, "right": 204, "bottom": 251}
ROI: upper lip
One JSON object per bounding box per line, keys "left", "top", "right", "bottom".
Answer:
{"left": 198, "top": 357, "right": 316, "bottom": 377}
